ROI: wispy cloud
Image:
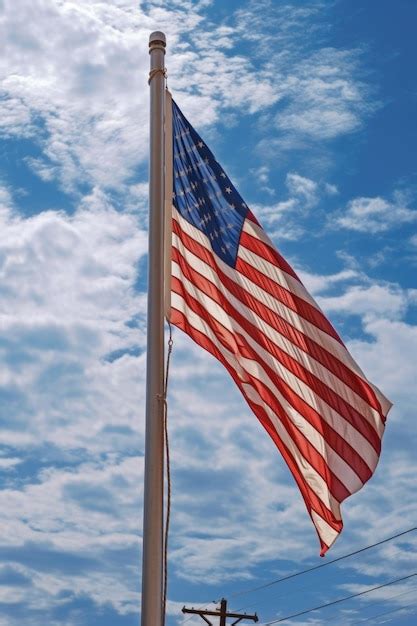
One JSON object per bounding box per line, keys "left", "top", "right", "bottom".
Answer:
{"left": 333, "top": 193, "right": 417, "bottom": 233}
{"left": 253, "top": 172, "right": 337, "bottom": 240}
{"left": 235, "top": 0, "right": 375, "bottom": 151}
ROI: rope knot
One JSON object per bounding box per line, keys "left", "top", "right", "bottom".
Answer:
{"left": 148, "top": 68, "right": 167, "bottom": 85}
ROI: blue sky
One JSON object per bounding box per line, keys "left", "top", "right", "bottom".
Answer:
{"left": 0, "top": 0, "right": 416, "bottom": 624}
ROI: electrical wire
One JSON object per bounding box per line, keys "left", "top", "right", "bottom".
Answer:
{"left": 321, "top": 582, "right": 417, "bottom": 624}
{"left": 228, "top": 526, "right": 417, "bottom": 601}
{"left": 182, "top": 526, "right": 417, "bottom": 623}
{"left": 350, "top": 600, "right": 417, "bottom": 625}
{"left": 233, "top": 576, "right": 331, "bottom": 614}
{"left": 263, "top": 572, "right": 417, "bottom": 625}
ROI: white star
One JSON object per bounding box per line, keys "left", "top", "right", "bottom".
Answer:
{"left": 198, "top": 141, "right": 204, "bottom": 148}
{"left": 220, "top": 172, "right": 226, "bottom": 178}
{"left": 225, "top": 187, "right": 232, "bottom": 194}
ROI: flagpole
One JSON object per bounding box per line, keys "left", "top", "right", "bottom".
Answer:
{"left": 141, "top": 31, "right": 166, "bottom": 626}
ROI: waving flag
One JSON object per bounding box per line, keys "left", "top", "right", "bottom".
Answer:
{"left": 168, "top": 97, "right": 392, "bottom": 555}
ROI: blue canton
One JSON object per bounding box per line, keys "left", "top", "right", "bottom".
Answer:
{"left": 172, "top": 100, "right": 248, "bottom": 268}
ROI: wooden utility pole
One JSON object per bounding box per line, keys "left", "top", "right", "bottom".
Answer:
{"left": 182, "top": 598, "right": 258, "bottom": 626}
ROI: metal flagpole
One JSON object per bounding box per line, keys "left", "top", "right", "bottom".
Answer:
{"left": 141, "top": 31, "right": 166, "bottom": 626}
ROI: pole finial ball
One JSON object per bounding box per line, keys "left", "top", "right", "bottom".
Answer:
{"left": 149, "top": 31, "right": 166, "bottom": 47}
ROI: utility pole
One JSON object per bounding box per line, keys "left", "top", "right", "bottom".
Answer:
{"left": 182, "top": 598, "right": 258, "bottom": 626}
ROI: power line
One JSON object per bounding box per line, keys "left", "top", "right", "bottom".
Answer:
{"left": 232, "top": 581, "right": 417, "bottom": 624}
{"left": 182, "top": 526, "right": 417, "bottom": 624}
{"left": 321, "top": 582, "right": 417, "bottom": 624}
{"left": 350, "top": 600, "right": 417, "bottom": 625}
{"left": 263, "top": 572, "right": 417, "bottom": 625}
{"left": 233, "top": 577, "right": 329, "bottom": 614}
{"left": 228, "top": 526, "right": 417, "bottom": 600}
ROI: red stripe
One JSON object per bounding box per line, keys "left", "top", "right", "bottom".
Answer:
{"left": 238, "top": 251, "right": 343, "bottom": 346}
{"left": 240, "top": 227, "right": 301, "bottom": 282}
{"left": 172, "top": 274, "right": 367, "bottom": 496}
{"left": 172, "top": 275, "right": 350, "bottom": 501}
{"left": 170, "top": 305, "right": 344, "bottom": 536}
{"left": 173, "top": 216, "right": 343, "bottom": 346}
{"left": 177, "top": 226, "right": 382, "bottom": 415}
{"left": 172, "top": 241, "right": 382, "bottom": 457}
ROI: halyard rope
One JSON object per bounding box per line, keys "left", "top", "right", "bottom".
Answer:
{"left": 162, "top": 320, "right": 174, "bottom": 626}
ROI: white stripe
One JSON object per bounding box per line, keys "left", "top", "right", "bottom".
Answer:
{"left": 172, "top": 239, "right": 385, "bottom": 438}
{"left": 242, "top": 383, "right": 342, "bottom": 520}
{"left": 171, "top": 287, "right": 372, "bottom": 494}
{"left": 311, "top": 509, "right": 341, "bottom": 549}
{"left": 242, "top": 218, "right": 279, "bottom": 255}
{"left": 172, "top": 261, "right": 379, "bottom": 470}
{"left": 171, "top": 290, "right": 342, "bottom": 520}
{"left": 241, "top": 381, "right": 362, "bottom": 495}
{"left": 241, "top": 221, "right": 319, "bottom": 309}
{"left": 173, "top": 207, "right": 389, "bottom": 417}
{"left": 174, "top": 213, "right": 350, "bottom": 368}
{"left": 242, "top": 218, "right": 391, "bottom": 414}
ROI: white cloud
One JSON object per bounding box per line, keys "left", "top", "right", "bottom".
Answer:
{"left": 298, "top": 268, "right": 359, "bottom": 296}
{"left": 0, "top": 189, "right": 147, "bottom": 449}
{"left": 317, "top": 284, "right": 414, "bottom": 321}
{"left": 0, "top": 457, "right": 22, "bottom": 470}
{"left": 253, "top": 172, "right": 336, "bottom": 240}
{"left": 348, "top": 317, "right": 417, "bottom": 417}
{"left": 236, "top": 1, "right": 374, "bottom": 145}
{"left": 334, "top": 195, "right": 417, "bottom": 233}
{"left": 0, "top": 0, "right": 378, "bottom": 201}
{"left": 0, "top": 455, "right": 144, "bottom": 615}
{"left": 0, "top": 0, "right": 280, "bottom": 193}
{"left": 274, "top": 46, "right": 374, "bottom": 141}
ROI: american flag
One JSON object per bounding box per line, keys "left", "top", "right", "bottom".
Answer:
{"left": 168, "top": 98, "right": 392, "bottom": 555}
